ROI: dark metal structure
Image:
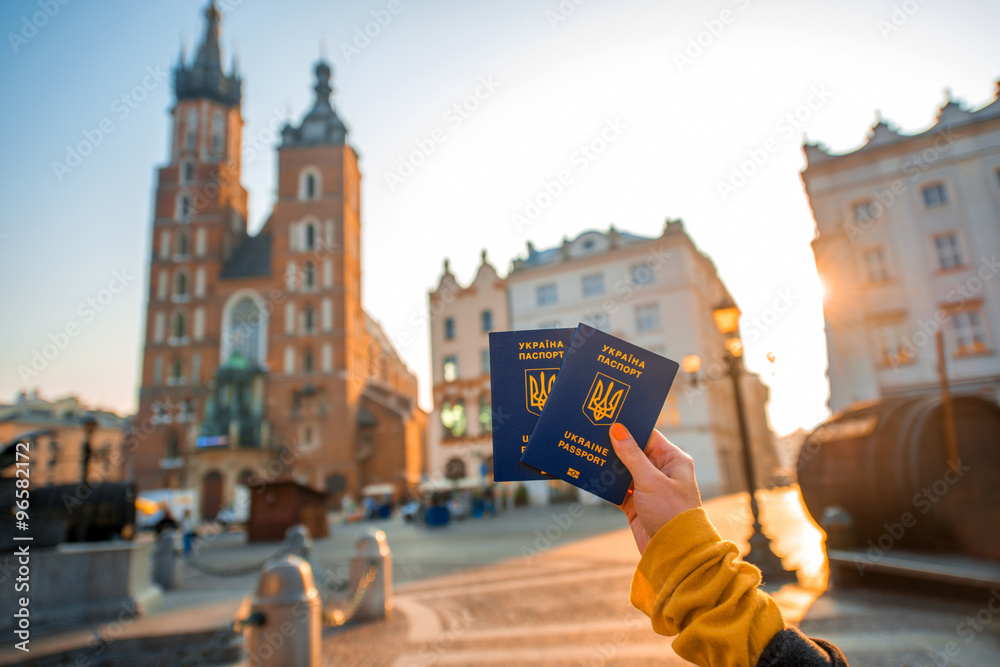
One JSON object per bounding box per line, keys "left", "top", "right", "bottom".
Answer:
{"left": 798, "top": 395, "right": 1000, "bottom": 560}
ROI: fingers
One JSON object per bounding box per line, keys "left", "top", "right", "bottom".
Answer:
{"left": 609, "top": 423, "right": 660, "bottom": 484}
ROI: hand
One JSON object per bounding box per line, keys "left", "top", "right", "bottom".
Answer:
{"left": 609, "top": 424, "right": 702, "bottom": 555}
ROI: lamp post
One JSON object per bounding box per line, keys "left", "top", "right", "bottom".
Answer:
{"left": 80, "top": 413, "right": 98, "bottom": 484}
{"left": 687, "top": 298, "right": 793, "bottom": 585}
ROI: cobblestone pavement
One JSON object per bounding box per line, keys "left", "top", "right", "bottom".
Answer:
{"left": 319, "top": 489, "right": 1000, "bottom": 666}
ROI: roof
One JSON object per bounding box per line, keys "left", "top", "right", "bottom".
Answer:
{"left": 804, "top": 83, "right": 1000, "bottom": 166}
{"left": 220, "top": 233, "right": 271, "bottom": 279}
{"left": 511, "top": 226, "right": 654, "bottom": 272}
{"left": 281, "top": 61, "right": 348, "bottom": 148}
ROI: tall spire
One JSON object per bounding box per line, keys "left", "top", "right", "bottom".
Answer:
{"left": 174, "top": 1, "right": 241, "bottom": 107}
{"left": 193, "top": 1, "right": 222, "bottom": 73}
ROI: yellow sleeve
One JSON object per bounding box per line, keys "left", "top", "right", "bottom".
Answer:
{"left": 630, "top": 507, "right": 786, "bottom": 667}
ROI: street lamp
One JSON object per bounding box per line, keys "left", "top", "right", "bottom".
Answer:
{"left": 689, "top": 297, "right": 793, "bottom": 584}
{"left": 80, "top": 413, "right": 98, "bottom": 484}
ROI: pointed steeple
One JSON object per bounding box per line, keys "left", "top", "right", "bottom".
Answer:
{"left": 174, "top": 1, "right": 241, "bottom": 107}
{"left": 280, "top": 60, "right": 348, "bottom": 147}
{"left": 193, "top": 1, "right": 222, "bottom": 73}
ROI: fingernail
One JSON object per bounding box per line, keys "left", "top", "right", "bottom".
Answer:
{"left": 611, "top": 423, "right": 628, "bottom": 441}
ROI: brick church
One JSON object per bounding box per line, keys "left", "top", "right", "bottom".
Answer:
{"left": 132, "top": 2, "right": 426, "bottom": 518}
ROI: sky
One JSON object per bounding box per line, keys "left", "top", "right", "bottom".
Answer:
{"left": 1, "top": 0, "right": 998, "bottom": 436}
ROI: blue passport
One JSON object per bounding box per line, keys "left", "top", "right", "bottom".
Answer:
{"left": 520, "top": 323, "right": 680, "bottom": 504}
{"left": 489, "top": 328, "right": 576, "bottom": 481}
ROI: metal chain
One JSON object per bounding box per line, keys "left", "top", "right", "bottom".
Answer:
{"left": 322, "top": 562, "right": 379, "bottom": 627}
{"left": 182, "top": 547, "right": 288, "bottom": 578}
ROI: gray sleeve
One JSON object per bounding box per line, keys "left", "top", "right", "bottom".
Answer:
{"left": 757, "top": 627, "right": 849, "bottom": 666}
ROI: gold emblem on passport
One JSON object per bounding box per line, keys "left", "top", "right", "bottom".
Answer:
{"left": 567, "top": 468, "right": 580, "bottom": 479}
{"left": 583, "top": 372, "right": 629, "bottom": 425}
{"left": 525, "top": 368, "right": 559, "bottom": 416}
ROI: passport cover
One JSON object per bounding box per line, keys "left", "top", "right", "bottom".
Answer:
{"left": 520, "top": 323, "right": 680, "bottom": 504}
{"left": 489, "top": 328, "right": 576, "bottom": 481}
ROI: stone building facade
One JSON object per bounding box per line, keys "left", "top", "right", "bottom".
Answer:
{"left": 428, "top": 222, "right": 779, "bottom": 501}
{"left": 803, "top": 83, "right": 1000, "bottom": 413}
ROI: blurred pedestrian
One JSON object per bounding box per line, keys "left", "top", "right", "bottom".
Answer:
{"left": 180, "top": 508, "right": 196, "bottom": 555}
{"left": 609, "top": 423, "right": 848, "bottom": 667}
{"left": 155, "top": 504, "right": 178, "bottom": 535}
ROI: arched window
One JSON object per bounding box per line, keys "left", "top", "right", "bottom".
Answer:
{"left": 304, "top": 224, "right": 316, "bottom": 250}
{"left": 303, "top": 304, "right": 315, "bottom": 333}
{"left": 181, "top": 160, "right": 195, "bottom": 184}
{"left": 166, "top": 432, "right": 180, "bottom": 459}
{"left": 176, "top": 231, "right": 189, "bottom": 257}
{"left": 184, "top": 108, "right": 198, "bottom": 148}
{"left": 174, "top": 271, "right": 188, "bottom": 297}
{"left": 303, "top": 261, "right": 316, "bottom": 289}
{"left": 303, "top": 347, "right": 314, "bottom": 374}
{"left": 172, "top": 311, "right": 186, "bottom": 339}
{"left": 440, "top": 400, "right": 467, "bottom": 438}
{"left": 171, "top": 358, "right": 183, "bottom": 382}
{"left": 177, "top": 194, "right": 192, "bottom": 221}
{"left": 228, "top": 296, "right": 263, "bottom": 366}
{"left": 211, "top": 110, "right": 225, "bottom": 154}
{"left": 299, "top": 167, "right": 321, "bottom": 201}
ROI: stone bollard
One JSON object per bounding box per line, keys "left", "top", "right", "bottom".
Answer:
{"left": 243, "top": 554, "right": 321, "bottom": 667}
{"left": 152, "top": 529, "right": 179, "bottom": 590}
{"left": 350, "top": 530, "right": 392, "bottom": 622}
{"left": 284, "top": 524, "right": 312, "bottom": 560}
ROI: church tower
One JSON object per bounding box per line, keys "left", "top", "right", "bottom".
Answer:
{"left": 262, "top": 60, "right": 366, "bottom": 494}
{"left": 133, "top": 1, "right": 247, "bottom": 492}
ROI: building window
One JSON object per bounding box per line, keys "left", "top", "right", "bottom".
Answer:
{"left": 440, "top": 400, "right": 467, "bottom": 438}
{"left": 636, "top": 304, "right": 661, "bottom": 332}
{"left": 481, "top": 310, "right": 492, "bottom": 332}
{"left": 174, "top": 271, "right": 188, "bottom": 298}
{"left": 853, "top": 200, "right": 881, "bottom": 223}
{"left": 952, "top": 309, "right": 990, "bottom": 356}
{"left": 211, "top": 110, "right": 225, "bottom": 154}
{"left": 863, "top": 247, "right": 891, "bottom": 282}
{"left": 303, "top": 304, "right": 315, "bottom": 333}
{"left": 184, "top": 108, "right": 198, "bottom": 149}
{"left": 481, "top": 349, "right": 490, "bottom": 374}
{"left": 536, "top": 283, "right": 558, "bottom": 306}
{"left": 166, "top": 432, "right": 180, "bottom": 459}
{"left": 631, "top": 264, "right": 654, "bottom": 287}
{"left": 191, "top": 353, "right": 200, "bottom": 384}
{"left": 872, "top": 321, "right": 913, "bottom": 366}
{"left": 170, "top": 358, "right": 184, "bottom": 384}
{"left": 177, "top": 194, "right": 192, "bottom": 221}
{"left": 284, "top": 346, "right": 295, "bottom": 375}
{"left": 479, "top": 395, "right": 492, "bottom": 433}
{"left": 303, "top": 347, "right": 314, "bottom": 374}
{"left": 922, "top": 183, "right": 948, "bottom": 208}
{"left": 444, "top": 317, "right": 455, "bottom": 340}
{"left": 304, "top": 223, "right": 316, "bottom": 250}
{"left": 299, "top": 167, "right": 321, "bottom": 201}
{"left": 303, "top": 261, "right": 316, "bottom": 289}
{"left": 176, "top": 231, "right": 189, "bottom": 257}
{"left": 181, "top": 160, "right": 195, "bottom": 184}
{"left": 934, "top": 233, "right": 966, "bottom": 271}
{"left": 443, "top": 355, "right": 458, "bottom": 382}
{"left": 153, "top": 356, "right": 163, "bottom": 384}
{"left": 582, "top": 273, "right": 605, "bottom": 297}
{"left": 172, "top": 312, "right": 186, "bottom": 340}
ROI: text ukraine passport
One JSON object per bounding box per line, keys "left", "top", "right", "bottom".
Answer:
{"left": 520, "top": 323, "right": 680, "bottom": 504}
{"left": 489, "top": 328, "right": 575, "bottom": 481}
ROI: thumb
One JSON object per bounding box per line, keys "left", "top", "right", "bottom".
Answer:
{"left": 609, "top": 423, "right": 658, "bottom": 483}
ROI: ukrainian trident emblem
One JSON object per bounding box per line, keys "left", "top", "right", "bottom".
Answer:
{"left": 583, "top": 373, "right": 629, "bottom": 425}
{"left": 525, "top": 368, "right": 559, "bottom": 416}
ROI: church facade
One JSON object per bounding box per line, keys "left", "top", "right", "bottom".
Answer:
{"left": 131, "top": 3, "right": 425, "bottom": 518}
